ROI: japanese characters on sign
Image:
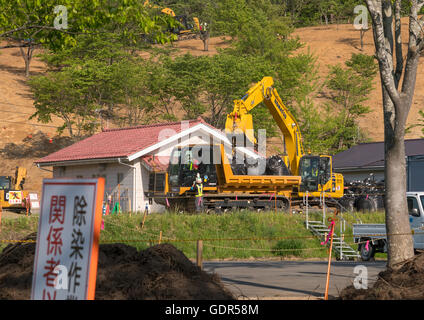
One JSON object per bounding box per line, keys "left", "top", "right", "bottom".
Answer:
{"left": 31, "top": 178, "right": 104, "bottom": 300}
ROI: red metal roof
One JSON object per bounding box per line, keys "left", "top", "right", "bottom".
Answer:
{"left": 36, "top": 118, "right": 210, "bottom": 164}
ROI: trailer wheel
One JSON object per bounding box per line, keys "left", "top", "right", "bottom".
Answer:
{"left": 360, "top": 241, "right": 375, "bottom": 261}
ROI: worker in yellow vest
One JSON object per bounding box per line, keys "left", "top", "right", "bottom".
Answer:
{"left": 191, "top": 174, "right": 204, "bottom": 213}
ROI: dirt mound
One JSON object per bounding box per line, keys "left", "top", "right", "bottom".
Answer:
{"left": 0, "top": 237, "right": 234, "bottom": 300}
{"left": 340, "top": 254, "right": 424, "bottom": 300}
{"left": 95, "top": 243, "right": 234, "bottom": 300}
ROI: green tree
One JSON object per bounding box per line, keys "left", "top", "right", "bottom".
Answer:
{"left": 160, "top": 53, "right": 206, "bottom": 120}
{"left": 200, "top": 54, "right": 267, "bottom": 128}
{"left": 325, "top": 54, "right": 377, "bottom": 150}
{"left": 0, "top": 0, "right": 174, "bottom": 76}
{"left": 28, "top": 44, "right": 149, "bottom": 137}
{"left": 407, "top": 110, "right": 424, "bottom": 137}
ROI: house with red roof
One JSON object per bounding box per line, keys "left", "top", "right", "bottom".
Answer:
{"left": 35, "top": 118, "right": 258, "bottom": 212}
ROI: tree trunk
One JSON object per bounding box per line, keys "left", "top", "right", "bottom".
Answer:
{"left": 365, "top": 0, "right": 423, "bottom": 269}
{"left": 360, "top": 29, "right": 365, "bottom": 51}
{"left": 201, "top": 30, "right": 210, "bottom": 52}
{"left": 19, "top": 46, "right": 34, "bottom": 77}
{"left": 382, "top": 90, "right": 415, "bottom": 268}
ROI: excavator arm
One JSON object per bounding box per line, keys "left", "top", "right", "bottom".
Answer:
{"left": 225, "top": 76, "right": 344, "bottom": 198}
{"left": 225, "top": 77, "right": 304, "bottom": 175}
{"left": 13, "top": 167, "right": 27, "bottom": 190}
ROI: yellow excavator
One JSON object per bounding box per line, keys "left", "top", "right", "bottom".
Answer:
{"left": 144, "top": 0, "right": 200, "bottom": 40}
{"left": 225, "top": 76, "right": 344, "bottom": 200}
{"left": 0, "top": 167, "right": 30, "bottom": 212}
{"left": 147, "top": 77, "right": 344, "bottom": 212}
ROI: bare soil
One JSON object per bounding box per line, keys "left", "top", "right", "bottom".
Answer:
{"left": 0, "top": 234, "right": 235, "bottom": 300}
{"left": 292, "top": 19, "right": 424, "bottom": 142}
{"left": 339, "top": 253, "right": 424, "bottom": 300}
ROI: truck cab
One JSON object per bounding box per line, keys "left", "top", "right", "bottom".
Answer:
{"left": 407, "top": 192, "right": 424, "bottom": 249}
{"left": 353, "top": 192, "right": 424, "bottom": 261}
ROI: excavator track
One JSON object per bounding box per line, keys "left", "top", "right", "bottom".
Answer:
{"left": 159, "top": 194, "right": 290, "bottom": 213}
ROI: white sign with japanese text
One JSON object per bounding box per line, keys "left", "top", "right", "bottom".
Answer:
{"left": 31, "top": 178, "right": 105, "bottom": 300}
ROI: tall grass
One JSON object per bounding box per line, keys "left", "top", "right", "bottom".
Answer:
{"left": 0, "top": 210, "right": 386, "bottom": 260}
{"left": 100, "top": 210, "right": 350, "bottom": 259}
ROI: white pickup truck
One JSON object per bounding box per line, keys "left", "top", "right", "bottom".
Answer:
{"left": 353, "top": 192, "right": 424, "bottom": 261}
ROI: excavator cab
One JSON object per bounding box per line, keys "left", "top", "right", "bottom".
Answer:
{"left": 299, "top": 156, "right": 331, "bottom": 193}
{"left": 168, "top": 145, "right": 218, "bottom": 194}
{"left": 0, "top": 176, "right": 11, "bottom": 190}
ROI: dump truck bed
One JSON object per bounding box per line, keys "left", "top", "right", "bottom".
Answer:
{"left": 215, "top": 144, "right": 301, "bottom": 193}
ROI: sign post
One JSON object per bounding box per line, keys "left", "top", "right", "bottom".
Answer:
{"left": 31, "top": 178, "right": 105, "bottom": 300}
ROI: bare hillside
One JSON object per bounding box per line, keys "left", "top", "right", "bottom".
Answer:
{"left": 292, "top": 19, "right": 424, "bottom": 142}
{"left": 0, "top": 45, "right": 64, "bottom": 193}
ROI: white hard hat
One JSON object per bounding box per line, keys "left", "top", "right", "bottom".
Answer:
{"left": 196, "top": 173, "right": 202, "bottom": 184}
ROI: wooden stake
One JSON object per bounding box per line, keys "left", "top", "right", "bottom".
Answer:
{"left": 141, "top": 210, "right": 147, "bottom": 229}
{"left": 324, "top": 222, "right": 335, "bottom": 300}
{"left": 274, "top": 190, "right": 277, "bottom": 213}
{"left": 197, "top": 240, "right": 203, "bottom": 270}
{"left": 118, "top": 184, "right": 121, "bottom": 214}
{"left": 127, "top": 188, "right": 131, "bottom": 216}
{"left": 289, "top": 193, "right": 292, "bottom": 215}
{"left": 0, "top": 205, "right": 2, "bottom": 229}
{"left": 159, "top": 230, "right": 162, "bottom": 244}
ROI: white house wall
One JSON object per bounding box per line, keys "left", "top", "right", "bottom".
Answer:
{"left": 140, "top": 164, "right": 167, "bottom": 213}
{"left": 52, "top": 162, "right": 134, "bottom": 212}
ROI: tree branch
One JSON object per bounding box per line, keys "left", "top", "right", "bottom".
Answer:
{"left": 366, "top": 0, "right": 402, "bottom": 107}
{"left": 0, "top": 25, "right": 92, "bottom": 39}
{"left": 402, "top": 0, "right": 423, "bottom": 100}
{"left": 0, "top": 43, "right": 38, "bottom": 49}
{"left": 394, "top": 0, "right": 403, "bottom": 88}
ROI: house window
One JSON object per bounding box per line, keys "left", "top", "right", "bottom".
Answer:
{"left": 76, "top": 175, "right": 83, "bottom": 179}
{"left": 117, "top": 173, "right": 124, "bottom": 185}
{"left": 57, "top": 166, "right": 66, "bottom": 177}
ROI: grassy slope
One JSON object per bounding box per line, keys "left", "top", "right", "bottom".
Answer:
{"left": 0, "top": 210, "right": 386, "bottom": 260}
